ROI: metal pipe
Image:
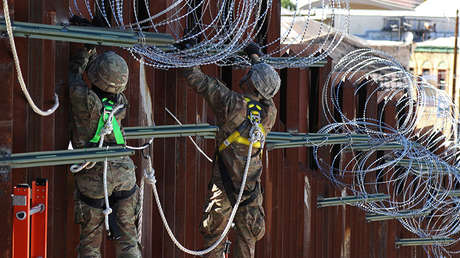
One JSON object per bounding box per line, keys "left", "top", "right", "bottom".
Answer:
{"left": 344, "top": 143, "right": 404, "bottom": 151}
{"left": 366, "top": 209, "right": 431, "bottom": 222}
{"left": 0, "top": 146, "right": 134, "bottom": 168}
{"left": 124, "top": 124, "right": 218, "bottom": 139}
{"left": 0, "top": 20, "right": 175, "bottom": 49}
{"left": 395, "top": 238, "right": 454, "bottom": 247}
{"left": 391, "top": 159, "right": 456, "bottom": 174}
{"left": 317, "top": 193, "right": 389, "bottom": 208}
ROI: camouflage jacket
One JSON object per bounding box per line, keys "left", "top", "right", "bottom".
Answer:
{"left": 183, "top": 67, "right": 277, "bottom": 192}
{"left": 69, "top": 48, "right": 128, "bottom": 149}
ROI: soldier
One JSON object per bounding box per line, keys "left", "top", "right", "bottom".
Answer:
{"left": 68, "top": 43, "right": 142, "bottom": 258}
{"left": 182, "top": 42, "right": 280, "bottom": 257}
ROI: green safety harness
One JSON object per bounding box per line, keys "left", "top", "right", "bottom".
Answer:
{"left": 89, "top": 97, "right": 125, "bottom": 145}
{"left": 82, "top": 97, "right": 130, "bottom": 239}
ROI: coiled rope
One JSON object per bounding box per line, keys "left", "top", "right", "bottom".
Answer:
{"left": 3, "top": 0, "right": 59, "bottom": 116}
{"left": 144, "top": 120, "right": 264, "bottom": 256}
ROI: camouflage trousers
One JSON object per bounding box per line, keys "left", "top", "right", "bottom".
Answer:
{"left": 200, "top": 172, "right": 265, "bottom": 258}
{"left": 74, "top": 156, "right": 142, "bottom": 258}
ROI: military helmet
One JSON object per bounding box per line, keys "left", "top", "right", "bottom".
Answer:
{"left": 87, "top": 51, "right": 129, "bottom": 94}
{"left": 243, "top": 62, "right": 281, "bottom": 99}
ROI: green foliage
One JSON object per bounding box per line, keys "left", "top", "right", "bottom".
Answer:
{"left": 281, "top": 0, "right": 297, "bottom": 11}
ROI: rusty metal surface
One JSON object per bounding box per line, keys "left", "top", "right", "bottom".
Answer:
{"left": 0, "top": 0, "right": 439, "bottom": 257}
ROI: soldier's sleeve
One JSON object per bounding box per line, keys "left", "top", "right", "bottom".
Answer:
{"left": 182, "top": 66, "right": 239, "bottom": 122}
{"left": 68, "top": 47, "right": 95, "bottom": 91}
{"left": 68, "top": 48, "right": 99, "bottom": 148}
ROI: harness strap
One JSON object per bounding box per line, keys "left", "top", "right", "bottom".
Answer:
{"left": 218, "top": 98, "right": 266, "bottom": 152}
{"left": 77, "top": 185, "right": 137, "bottom": 240}
{"left": 217, "top": 154, "right": 260, "bottom": 207}
{"left": 77, "top": 185, "right": 137, "bottom": 209}
{"left": 89, "top": 97, "right": 125, "bottom": 145}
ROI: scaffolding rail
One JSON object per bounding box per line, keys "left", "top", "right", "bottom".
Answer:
{"left": 395, "top": 238, "right": 455, "bottom": 247}
{"left": 0, "top": 124, "right": 413, "bottom": 169}
{"left": 366, "top": 209, "right": 432, "bottom": 222}
{"left": 0, "top": 20, "right": 328, "bottom": 67}
{"left": 317, "top": 193, "right": 390, "bottom": 208}
{"left": 391, "top": 159, "right": 457, "bottom": 174}
{"left": 0, "top": 147, "right": 134, "bottom": 169}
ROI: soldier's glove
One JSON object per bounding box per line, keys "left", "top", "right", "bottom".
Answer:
{"left": 244, "top": 42, "right": 262, "bottom": 57}
{"left": 69, "top": 15, "right": 108, "bottom": 53}
{"left": 69, "top": 15, "right": 108, "bottom": 27}
{"left": 90, "top": 15, "right": 108, "bottom": 28}
{"left": 69, "top": 15, "right": 92, "bottom": 26}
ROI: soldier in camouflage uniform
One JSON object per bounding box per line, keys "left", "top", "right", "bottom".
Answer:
{"left": 182, "top": 43, "right": 280, "bottom": 258}
{"left": 69, "top": 46, "right": 142, "bottom": 258}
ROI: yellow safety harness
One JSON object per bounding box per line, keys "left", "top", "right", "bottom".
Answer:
{"left": 217, "top": 97, "right": 266, "bottom": 207}
{"left": 218, "top": 98, "right": 266, "bottom": 152}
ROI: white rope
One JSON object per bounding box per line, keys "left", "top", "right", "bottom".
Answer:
{"left": 165, "top": 107, "right": 212, "bottom": 162}
{"left": 145, "top": 121, "right": 264, "bottom": 256}
{"left": 2, "top": 0, "right": 59, "bottom": 116}
{"left": 102, "top": 156, "right": 112, "bottom": 233}
{"left": 137, "top": 175, "right": 144, "bottom": 243}
{"left": 125, "top": 137, "right": 153, "bottom": 150}
{"left": 70, "top": 104, "right": 125, "bottom": 173}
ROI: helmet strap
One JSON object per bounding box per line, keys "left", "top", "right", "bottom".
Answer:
{"left": 92, "top": 84, "right": 119, "bottom": 102}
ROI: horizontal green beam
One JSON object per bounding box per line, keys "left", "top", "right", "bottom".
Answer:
{"left": 0, "top": 147, "right": 134, "bottom": 168}
{"left": 345, "top": 142, "right": 404, "bottom": 151}
{"left": 125, "top": 124, "right": 374, "bottom": 148}
{"left": 395, "top": 238, "right": 455, "bottom": 247}
{"left": 0, "top": 20, "right": 328, "bottom": 67}
{"left": 267, "top": 134, "right": 371, "bottom": 150}
{"left": 445, "top": 190, "right": 460, "bottom": 197}
{"left": 317, "top": 193, "right": 389, "bottom": 208}
{"left": 0, "top": 20, "right": 175, "bottom": 49}
{"left": 366, "top": 209, "right": 431, "bottom": 222}
{"left": 124, "top": 123, "right": 218, "bottom": 139}
{"left": 392, "top": 159, "right": 457, "bottom": 174}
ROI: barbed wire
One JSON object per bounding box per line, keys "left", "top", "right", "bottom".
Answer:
{"left": 69, "top": 0, "right": 350, "bottom": 69}
{"left": 68, "top": 1, "right": 460, "bottom": 256}
{"left": 315, "top": 49, "right": 460, "bottom": 256}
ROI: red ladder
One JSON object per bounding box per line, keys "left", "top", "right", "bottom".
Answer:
{"left": 12, "top": 178, "right": 48, "bottom": 258}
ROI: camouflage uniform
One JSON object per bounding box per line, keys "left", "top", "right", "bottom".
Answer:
{"left": 69, "top": 48, "right": 141, "bottom": 258}
{"left": 183, "top": 67, "right": 277, "bottom": 258}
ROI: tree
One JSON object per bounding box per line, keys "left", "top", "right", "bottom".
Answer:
{"left": 281, "top": 0, "right": 297, "bottom": 11}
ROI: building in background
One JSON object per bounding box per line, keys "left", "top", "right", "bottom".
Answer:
{"left": 412, "top": 37, "right": 458, "bottom": 92}
{"left": 299, "top": 0, "right": 424, "bottom": 11}
{"left": 329, "top": 0, "right": 457, "bottom": 43}
{"left": 284, "top": 0, "right": 460, "bottom": 136}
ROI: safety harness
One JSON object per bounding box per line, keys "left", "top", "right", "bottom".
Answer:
{"left": 218, "top": 98, "right": 266, "bottom": 152}
{"left": 78, "top": 186, "right": 137, "bottom": 240}
{"left": 89, "top": 97, "right": 125, "bottom": 145}
{"left": 217, "top": 98, "right": 266, "bottom": 207}
{"left": 79, "top": 96, "right": 135, "bottom": 239}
